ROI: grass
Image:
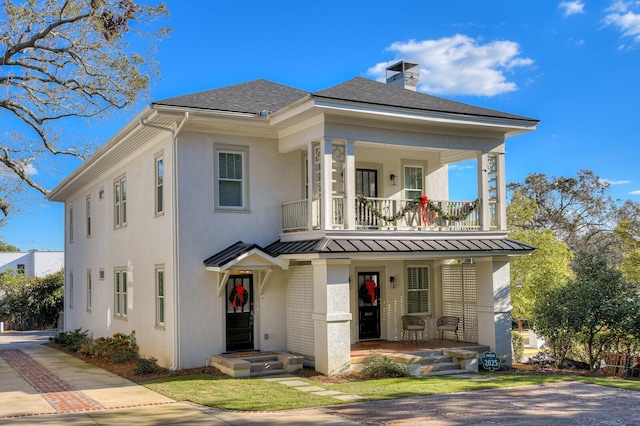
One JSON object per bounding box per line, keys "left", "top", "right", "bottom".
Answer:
{"left": 143, "top": 373, "right": 640, "bottom": 411}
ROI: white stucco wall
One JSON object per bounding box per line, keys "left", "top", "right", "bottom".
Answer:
{"left": 62, "top": 130, "right": 176, "bottom": 367}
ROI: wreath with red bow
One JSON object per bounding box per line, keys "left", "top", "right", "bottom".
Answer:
{"left": 358, "top": 279, "right": 379, "bottom": 305}
{"left": 229, "top": 283, "right": 249, "bottom": 310}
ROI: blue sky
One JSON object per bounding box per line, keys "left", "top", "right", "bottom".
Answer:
{"left": 2, "top": 0, "right": 640, "bottom": 251}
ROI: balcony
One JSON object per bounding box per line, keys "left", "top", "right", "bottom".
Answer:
{"left": 282, "top": 196, "right": 491, "bottom": 233}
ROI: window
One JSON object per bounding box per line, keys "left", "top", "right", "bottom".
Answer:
{"left": 17, "top": 264, "right": 25, "bottom": 274}
{"left": 156, "top": 267, "right": 165, "bottom": 326}
{"left": 86, "top": 196, "right": 92, "bottom": 238}
{"left": 407, "top": 266, "right": 430, "bottom": 314}
{"left": 216, "top": 149, "right": 246, "bottom": 209}
{"left": 86, "top": 270, "right": 92, "bottom": 311}
{"left": 404, "top": 165, "right": 423, "bottom": 200}
{"left": 114, "top": 176, "right": 127, "bottom": 228}
{"left": 98, "top": 187, "right": 105, "bottom": 200}
{"left": 114, "top": 269, "right": 127, "bottom": 318}
{"left": 68, "top": 271, "right": 74, "bottom": 308}
{"left": 99, "top": 269, "right": 105, "bottom": 280}
{"left": 155, "top": 155, "right": 164, "bottom": 215}
{"left": 69, "top": 206, "right": 74, "bottom": 243}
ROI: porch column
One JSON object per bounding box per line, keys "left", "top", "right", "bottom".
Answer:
{"left": 344, "top": 140, "right": 356, "bottom": 230}
{"left": 477, "top": 152, "right": 491, "bottom": 231}
{"left": 494, "top": 152, "right": 507, "bottom": 231}
{"left": 312, "top": 259, "right": 352, "bottom": 375}
{"left": 321, "top": 139, "right": 333, "bottom": 230}
{"left": 475, "top": 256, "right": 513, "bottom": 366}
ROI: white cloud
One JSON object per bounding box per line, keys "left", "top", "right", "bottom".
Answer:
{"left": 604, "top": 1, "right": 640, "bottom": 44}
{"left": 367, "top": 35, "right": 534, "bottom": 96}
{"left": 559, "top": 1, "right": 586, "bottom": 16}
{"left": 602, "top": 178, "right": 631, "bottom": 185}
{"left": 629, "top": 189, "right": 640, "bottom": 195}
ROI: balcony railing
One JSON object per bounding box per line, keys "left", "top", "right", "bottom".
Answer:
{"left": 282, "top": 197, "right": 483, "bottom": 232}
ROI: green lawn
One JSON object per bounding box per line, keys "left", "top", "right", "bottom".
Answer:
{"left": 143, "top": 373, "right": 640, "bottom": 411}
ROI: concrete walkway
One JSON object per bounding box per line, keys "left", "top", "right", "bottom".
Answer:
{"left": 2, "top": 330, "right": 640, "bottom": 425}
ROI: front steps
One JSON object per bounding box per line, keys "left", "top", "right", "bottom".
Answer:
{"left": 351, "top": 346, "right": 490, "bottom": 377}
{"left": 210, "top": 352, "right": 303, "bottom": 378}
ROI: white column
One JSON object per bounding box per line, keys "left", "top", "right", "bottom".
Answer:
{"left": 475, "top": 256, "right": 513, "bottom": 366}
{"left": 495, "top": 153, "right": 507, "bottom": 231}
{"left": 477, "top": 152, "right": 491, "bottom": 231}
{"left": 321, "top": 139, "right": 333, "bottom": 230}
{"left": 312, "top": 259, "right": 352, "bottom": 375}
{"left": 344, "top": 140, "right": 356, "bottom": 230}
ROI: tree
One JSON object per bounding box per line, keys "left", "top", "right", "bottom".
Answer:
{"left": 532, "top": 253, "right": 640, "bottom": 371}
{"left": 507, "top": 170, "right": 617, "bottom": 253}
{"left": 614, "top": 200, "right": 640, "bottom": 286}
{"left": 0, "top": 0, "right": 169, "bottom": 203}
{"left": 0, "top": 240, "right": 20, "bottom": 251}
{"left": 507, "top": 189, "right": 572, "bottom": 331}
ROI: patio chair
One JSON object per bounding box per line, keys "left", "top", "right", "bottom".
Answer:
{"left": 437, "top": 316, "right": 460, "bottom": 341}
{"left": 401, "top": 315, "right": 426, "bottom": 343}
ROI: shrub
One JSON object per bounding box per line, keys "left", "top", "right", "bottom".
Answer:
{"left": 361, "top": 352, "right": 409, "bottom": 378}
{"left": 512, "top": 331, "right": 525, "bottom": 362}
{"left": 54, "top": 328, "right": 91, "bottom": 352}
{"left": 78, "top": 331, "right": 138, "bottom": 363}
{"left": 134, "top": 356, "right": 158, "bottom": 374}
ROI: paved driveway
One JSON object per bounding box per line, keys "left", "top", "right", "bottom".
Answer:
{"left": 1, "top": 331, "right": 640, "bottom": 425}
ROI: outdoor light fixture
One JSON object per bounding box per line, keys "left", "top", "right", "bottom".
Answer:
{"left": 390, "top": 174, "right": 397, "bottom": 186}
{"left": 390, "top": 276, "right": 396, "bottom": 288}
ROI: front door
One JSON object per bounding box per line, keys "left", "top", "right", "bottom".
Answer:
{"left": 225, "top": 275, "right": 254, "bottom": 351}
{"left": 358, "top": 272, "right": 381, "bottom": 340}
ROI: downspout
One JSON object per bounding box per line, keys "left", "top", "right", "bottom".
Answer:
{"left": 140, "top": 112, "right": 189, "bottom": 370}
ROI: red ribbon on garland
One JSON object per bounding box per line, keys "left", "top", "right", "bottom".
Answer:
{"left": 232, "top": 284, "right": 245, "bottom": 309}
{"left": 365, "top": 279, "right": 377, "bottom": 304}
{"left": 420, "top": 195, "right": 430, "bottom": 227}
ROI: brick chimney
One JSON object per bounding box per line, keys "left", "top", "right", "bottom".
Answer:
{"left": 386, "top": 61, "right": 420, "bottom": 91}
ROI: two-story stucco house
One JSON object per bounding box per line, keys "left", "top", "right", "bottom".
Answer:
{"left": 47, "top": 61, "right": 537, "bottom": 375}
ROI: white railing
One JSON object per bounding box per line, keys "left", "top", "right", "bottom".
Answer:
{"left": 281, "top": 197, "right": 481, "bottom": 232}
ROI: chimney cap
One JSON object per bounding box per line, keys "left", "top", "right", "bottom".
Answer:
{"left": 386, "top": 60, "right": 420, "bottom": 91}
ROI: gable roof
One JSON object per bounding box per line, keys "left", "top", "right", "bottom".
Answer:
{"left": 153, "top": 77, "right": 538, "bottom": 125}
{"left": 203, "top": 241, "right": 287, "bottom": 271}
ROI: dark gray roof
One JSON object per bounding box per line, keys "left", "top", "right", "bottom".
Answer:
{"left": 153, "top": 77, "right": 538, "bottom": 124}
{"left": 203, "top": 241, "right": 265, "bottom": 268}
{"left": 265, "top": 237, "right": 535, "bottom": 256}
{"left": 154, "top": 79, "right": 308, "bottom": 115}
{"left": 313, "top": 77, "right": 537, "bottom": 124}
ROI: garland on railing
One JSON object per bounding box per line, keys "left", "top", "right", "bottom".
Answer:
{"left": 355, "top": 194, "right": 481, "bottom": 224}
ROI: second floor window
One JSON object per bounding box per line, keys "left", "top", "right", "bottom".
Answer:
{"left": 155, "top": 155, "right": 164, "bottom": 215}
{"left": 114, "top": 177, "right": 127, "bottom": 228}
{"left": 217, "top": 150, "right": 245, "bottom": 209}
{"left": 69, "top": 206, "right": 74, "bottom": 243}
{"left": 404, "top": 165, "right": 423, "bottom": 200}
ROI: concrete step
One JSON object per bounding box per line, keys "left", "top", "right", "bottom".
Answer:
{"left": 424, "top": 368, "right": 469, "bottom": 376}
{"left": 250, "top": 367, "right": 288, "bottom": 377}
{"left": 419, "top": 355, "right": 453, "bottom": 365}
{"left": 420, "top": 362, "right": 461, "bottom": 374}
{"left": 250, "top": 358, "right": 284, "bottom": 374}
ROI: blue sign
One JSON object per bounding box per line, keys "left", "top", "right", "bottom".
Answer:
{"left": 480, "top": 352, "right": 502, "bottom": 371}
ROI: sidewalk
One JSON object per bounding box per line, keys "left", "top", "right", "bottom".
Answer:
{"left": 0, "top": 331, "right": 361, "bottom": 425}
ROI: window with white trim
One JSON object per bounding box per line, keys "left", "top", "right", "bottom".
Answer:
{"left": 155, "top": 155, "right": 164, "bottom": 215}
{"left": 86, "top": 195, "right": 92, "bottom": 238}
{"left": 114, "top": 176, "right": 127, "bottom": 228}
{"left": 86, "top": 269, "right": 92, "bottom": 311}
{"left": 216, "top": 149, "right": 246, "bottom": 209}
{"left": 407, "top": 265, "right": 430, "bottom": 314}
{"left": 156, "top": 267, "right": 165, "bottom": 326}
{"left": 403, "top": 165, "right": 424, "bottom": 200}
{"left": 68, "top": 270, "right": 74, "bottom": 308}
{"left": 114, "top": 269, "right": 128, "bottom": 318}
